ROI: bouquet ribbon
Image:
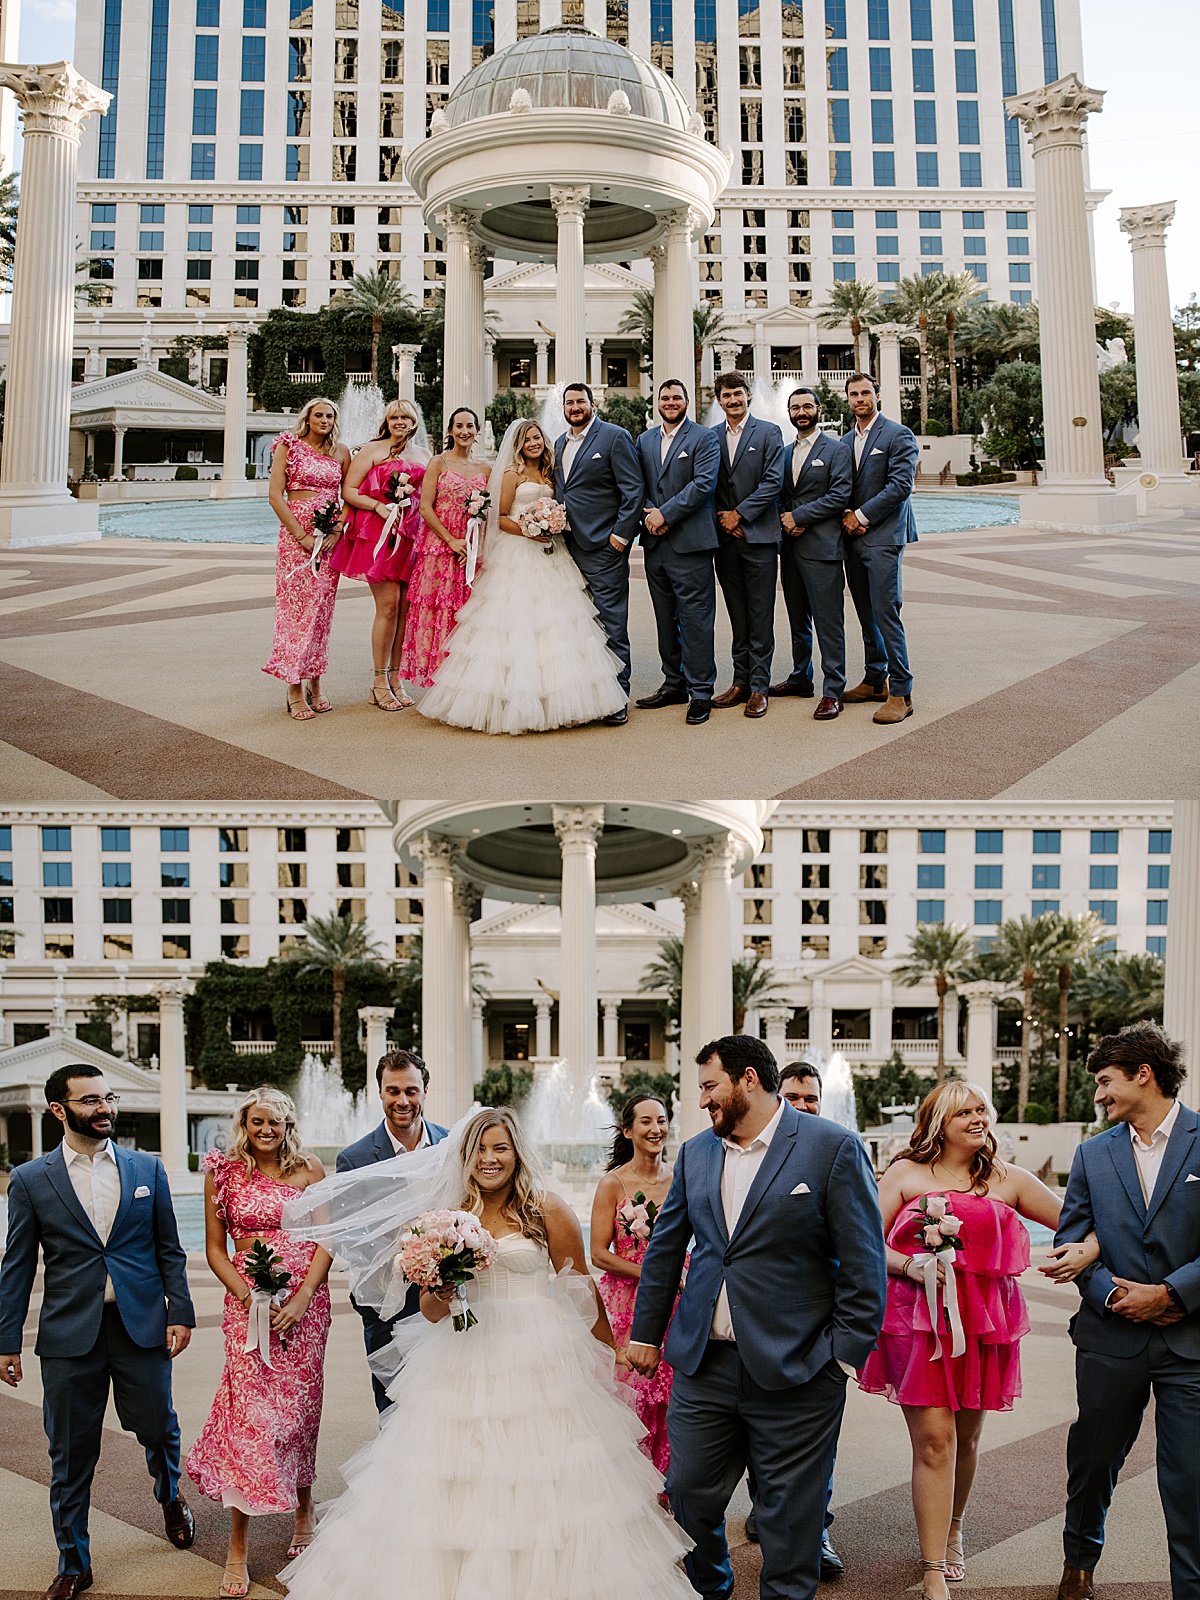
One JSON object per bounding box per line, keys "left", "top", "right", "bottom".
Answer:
{"left": 912, "top": 1251, "right": 966, "bottom": 1361}
{"left": 465, "top": 516, "right": 482, "bottom": 585}
{"left": 243, "top": 1288, "right": 285, "bottom": 1369}
{"left": 372, "top": 501, "right": 405, "bottom": 563}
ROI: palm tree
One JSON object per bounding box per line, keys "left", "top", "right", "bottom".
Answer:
{"left": 1045, "top": 912, "right": 1106, "bottom": 1121}
{"left": 618, "top": 287, "right": 656, "bottom": 375}
{"left": 959, "top": 300, "right": 1040, "bottom": 367}
{"left": 938, "top": 271, "right": 986, "bottom": 435}
{"left": 992, "top": 914, "right": 1061, "bottom": 1122}
{"left": 890, "top": 272, "right": 951, "bottom": 433}
{"left": 639, "top": 938, "right": 784, "bottom": 1036}
{"left": 342, "top": 269, "right": 418, "bottom": 385}
{"left": 639, "top": 935, "right": 683, "bottom": 1039}
{"left": 816, "top": 280, "right": 884, "bottom": 375}
{"left": 693, "top": 301, "right": 734, "bottom": 402}
{"left": 279, "top": 911, "right": 389, "bottom": 1081}
{"left": 731, "top": 953, "right": 787, "bottom": 1033}
{"left": 1074, "top": 950, "right": 1165, "bottom": 1040}
{"left": 893, "top": 922, "right": 976, "bottom": 1082}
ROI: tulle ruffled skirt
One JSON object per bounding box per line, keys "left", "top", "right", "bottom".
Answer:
{"left": 280, "top": 1294, "right": 692, "bottom": 1600}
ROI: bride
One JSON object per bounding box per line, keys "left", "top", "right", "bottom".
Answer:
{"left": 280, "top": 1106, "right": 692, "bottom": 1600}
{"left": 417, "top": 419, "right": 626, "bottom": 733}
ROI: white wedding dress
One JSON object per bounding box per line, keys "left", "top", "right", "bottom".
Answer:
{"left": 280, "top": 1235, "right": 693, "bottom": 1600}
{"left": 417, "top": 477, "right": 626, "bottom": 734}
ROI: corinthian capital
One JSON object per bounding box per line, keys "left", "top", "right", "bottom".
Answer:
{"left": 468, "top": 241, "right": 490, "bottom": 274}
{"left": 698, "top": 833, "right": 738, "bottom": 876}
{"left": 1004, "top": 72, "right": 1105, "bottom": 154}
{"left": 436, "top": 206, "right": 476, "bottom": 241}
{"left": 549, "top": 185, "right": 591, "bottom": 224}
{"left": 551, "top": 803, "right": 604, "bottom": 848}
{"left": 0, "top": 60, "right": 110, "bottom": 138}
{"left": 1118, "top": 202, "right": 1175, "bottom": 248}
{"left": 411, "top": 831, "right": 457, "bottom": 875}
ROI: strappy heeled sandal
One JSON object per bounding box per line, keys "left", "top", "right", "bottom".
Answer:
{"left": 219, "top": 1561, "right": 249, "bottom": 1597}
{"left": 285, "top": 689, "right": 315, "bottom": 721}
{"left": 369, "top": 669, "right": 405, "bottom": 711}
{"left": 922, "top": 1557, "right": 949, "bottom": 1600}
{"left": 946, "top": 1517, "right": 965, "bottom": 1583}
{"left": 285, "top": 1532, "right": 315, "bottom": 1561}
{"left": 385, "top": 668, "right": 415, "bottom": 709}
{"left": 305, "top": 679, "right": 332, "bottom": 713}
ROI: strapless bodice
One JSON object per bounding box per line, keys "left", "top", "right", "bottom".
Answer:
{"left": 509, "top": 479, "right": 554, "bottom": 517}
{"left": 472, "top": 1234, "right": 550, "bottom": 1301}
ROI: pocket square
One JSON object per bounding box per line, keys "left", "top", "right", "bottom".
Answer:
{"left": 871, "top": 447, "right": 884, "bottom": 455}
{"left": 591, "top": 451, "right": 602, "bottom": 458}
{"left": 1188, "top": 1174, "right": 1200, "bottom": 1183}
{"left": 133, "top": 1184, "right": 151, "bottom": 1199}
{"left": 790, "top": 1183, "right": 811, "bottom": 1195}
{"left": 747, "top": 446, "right": 757, "bottom": 452}
{"left": 679, "top": 451, "right": 688, "bottom": 458}
{"left": 812, "top": 458, "right": 824, "bottom": 466}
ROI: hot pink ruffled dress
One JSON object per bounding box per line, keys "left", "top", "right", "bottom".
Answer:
{"left": 262, "top": 433, "right": 343, "bottom": 684}
{"left": 330, "top": 456, "right": 426, "bottom": 585}
{"left": 598, "top": 1203, "right": 681, "bottom": 1474}
{"left": 186, "top": 1152, "right": 332, "bottom": 1514}
{"left": 399, "top": 464, "right": 488, "bottom": 687}
{"left": 857, "top": 1193, "right": 1031, "bottom": 1412}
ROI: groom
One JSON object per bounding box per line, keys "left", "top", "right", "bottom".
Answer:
{"left": 628, "top": 1036, "right": 886, "bottom": 1600}
{"left": 552, "top": 380, "right": 645, "bottom": 723}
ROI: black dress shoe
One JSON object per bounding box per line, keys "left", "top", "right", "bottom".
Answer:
{"left": 601, "top": 706, "right": 628, "bottom": 725}
{"left": 743, "top": 1508, "right": 758, "bottom": 1543}
{"left": 686, "top": 699, "right": 712, "bottom": 724}
{"left": 768, "top": 680, "right": 815, "bottom": 698}
{"left": 162, "top": 1495, "right": 195, "bottom": 1549}
{"left": 635, "top": 685, "right": 689, "bottom": 710}
{"left": 820, "top": 1533, "right": 845, "bottom": 1580}
{"left": 45, "top": 1574, "right": 93, "bottom": 1600}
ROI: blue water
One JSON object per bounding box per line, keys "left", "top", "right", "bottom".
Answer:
{"left": 100, "top": 492, "right": 1020, "bottom": 547}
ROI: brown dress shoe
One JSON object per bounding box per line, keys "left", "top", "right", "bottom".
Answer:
{"left": 768, "top": 680, "right": 814, "bottom": 698}
{"left": 162, "top": 1495, "right": 196, "bottom": 1549}
{"left": 873, "top": 694, "right": 913, "bottom": 724}
{"left": 813, "top": 696, "right": 843, "bottom": 720}
{"left": 842, "top": 680, "right": 889, "bottom": 703}
{"left": 1057, "top": 1564, "right": 1095, "bottom": 1600}
{"left": 45, "top": 1574, "right": 93, "bottom": 1600}
{"left": 712, "top": 685, "right": 749, "bottom": 708}
{"left": 744, "top": 692, "right": 768, "bottom": 718}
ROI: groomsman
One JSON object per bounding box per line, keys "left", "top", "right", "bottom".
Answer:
{"left": 838, "top": 373, "right": 919, "bottom": 725}
{"left": 635, "top": 379, "right": 722, "bottom": 725}
{"left": 337, "top": 1049, "right": 447, "bottom": 1411}
{"left": 772, "top": 387, "right": 855, "bottom": 721}
{"left": 709, "top": 371, "right": 785, "bottom": 720}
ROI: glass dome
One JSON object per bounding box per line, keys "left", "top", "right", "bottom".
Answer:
{"left": 444, "top": 26, "right": 691, "bottom": 130}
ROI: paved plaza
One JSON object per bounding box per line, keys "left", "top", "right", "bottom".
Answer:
{"left": 0, "top": 1247, "right": 1171, "bottom": 1600}
{"left": 1, "top": 509, "right": 1199, "bottom": 802}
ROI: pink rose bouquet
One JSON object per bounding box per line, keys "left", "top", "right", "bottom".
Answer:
{"left": 616, "top": 1191, "right": 660, "bottom": 1243}
{"left": 395, "top": 1208, "right": 498, "bottom": 1331}
{"left": 465, "top": 486, "right": 491, "bottom": 521}
{"left": 519, "top": 496, "right": 568, "bottom": 550}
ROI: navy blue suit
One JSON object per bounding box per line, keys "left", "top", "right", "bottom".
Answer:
{"left": 839, "top": 413, "right": 919, "bottom": 696}
{"left": 631, "top": 1103, "right": 886, "bottom": 1600}
{"left": 779, "top": 431, "right": 854, "bottom": 701}
{"left": 336, "top": 1117, "right": 447, "bottom": 1411}
{"left": 552, "top": 417, "right": 644, "bottom": 695}
{"left": 1055, "top": 1104, "right": 1200, "bottom": 1593}
{"left": 711, "top": 415, "right": 785, "bottom": 695}
{"left": 0, "top": 1142, "right": 194, "bottom": 1576}
{"left": 637, "top": 417, "right": 722, "bottom": 701}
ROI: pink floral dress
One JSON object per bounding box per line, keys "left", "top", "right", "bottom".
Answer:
{"left": 399, "top": 463, "right": 488, "bottom": 687}
{"left": 262, "top": 433, "right": 343, "bottom": 684}
{"left": 330, "top": 455, "right": 426, "bottom": 585}
{"left": 598, "top": 1196, "right": 681, "bottom": 1474}
{"left": 186, "top": 1152, "right": 331, "bottom": 1514}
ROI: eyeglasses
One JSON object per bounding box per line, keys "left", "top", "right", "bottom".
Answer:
{"left": 64, "top": 1094, "right": 121, "bottom": 1109}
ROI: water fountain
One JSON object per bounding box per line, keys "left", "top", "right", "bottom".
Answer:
{"left": 537, "top": 383, "right": 567, "bottom": 443}
{"left": 819, "top": 1050, "right": 860, "bottom": 1132}
{"left": 337, "top": 381, "right": 387, "bottom": 450}
{"left": 523, "top": 1058, "right": 615, "bottom": 1169}
{"left": 702, "top": 375, "right": 832, "bottom": 438}
{"left": 292, "top": 1051, "right": 378, "bottom": 1151}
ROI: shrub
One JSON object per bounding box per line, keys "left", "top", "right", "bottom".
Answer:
{"left": 174, "top": 465, "right": 199, "bottom": 480}
{"left": 485, "top": 388, "right": 538, "bottom": 438}
{"left": 474, "top": 1062, "right": 533, "bottom": 1108}
{"left": 600, "top": 393, "right": 651, "bottom": 439}
{"left": 606, "top": 1066, "right": 679, "bottom": 1122}
{"left": 245, "top": 463, "right": 257, "bottom": 480}
{"left": 924, "top": 418, "right": 949, "bottom": 437}
{"left": 1023, "top": 1101, "right": 1052, "bottom": 1124}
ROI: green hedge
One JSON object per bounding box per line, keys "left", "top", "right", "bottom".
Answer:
{"left": 249, "top": 303, "right": 429, "bottom": 416}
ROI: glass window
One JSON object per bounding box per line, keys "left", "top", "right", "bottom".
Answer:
{"left": 221, "top": 827, "right": 249, "bottom": 852}
{"left": 963, "top": 234, "right": 986, "bottom": 254}
{"left": 958, "top": 101, "right": 980, "bottom": 143}
{"left": 963, "top": 211, "right": 985, "bottom": 229}
{"left": 103, "top": 860, "right": 133, "bottom": 887}
{"left": 919, "top": 830, "right": 946, "bottom": 853}
{"left": 878, "top": 261, "right": 900, "bottom": 281}
{"left": 187, "top": 231, "right": 212, "bottom": 251}
{"left": 953, "top": 0, "right": 975, "bottom": 39}
{"left": 867, "top": 0, "right": 889, "bottom": 38}
{"left": 831, "top": 150, "right": 852, "bottom": 185}
{"left": 241, "top": 34, "right": 265, "bottom": 79}
{"left": 90, "top": 228, "right": 116, "bottom": 250}
{"left": 871, "top": 101, "right": 894, "bottom": 142}
{"left": 1091, "top": 830, "right": 1119, "bottom": 854}
{"left": 832, "top": 234, "right": 855, "bottom": 255}
{"left": 1149, "top": 830, "right": 1172, "bottom": 853}
{"left": 237, "top": 204, "right": 261, "bottom": 224}
{"left": 1147, "top": 936, "right": 1167, "bottom": 958}
{"left": 917, "top": 900, "right": 945, "bottom": 923}
{"left": 869, "top": 48, "right": 892, "bottom": 90}
{"left": 960, "top": 152, "right": 982, "bottom": 186}
{"left": 1089, "top": 900, "right": 1118, "bottom": 925}
{"left": 832, "top": 210, "right": 855, "bottom": 228}
{"left": 833, "top": 261, "right": 857, "bottom": 280}
{"left": 1008, "top": 236, "right": 1030, "bottom": 255}
{"left": 876, "top": 210, "right": 898, "bottom": 229}
{"left": 103, "top": 898, "right": 133, "bottom": 924}
{"left": 0, "top": 825, "right": 9, "bottom": 851}
{"left": 825, "top": 0, "right": 847, "bottom": 38}
{"left": 192, "top": 87, "right": 217, "bottom": 134}
{"left": 909, "top": 0, "right": 932, "bottom": 37}
{"left": 975, "top": 830, "right": 1003, "bottom": 853}
{"left": 160, "top": 827, "right": 189, "bottom": 852}
{"left": 43, "top": 898, "right": 74, "bottom": 924}
{"left": 194, "top": 33, "right": 219, "bottom": 77}
{"left": 873, "top": 152, "right": 896, "bottom": 185}
{"left": 92, "top": 203, "right": 116, "bottom": 223}
{"left": 827, "top": 47, "right": 848, "bottom": 91}
{"left": 921, "top": 235, "right": 943, "bottom": 255}
{"left": 955, "top": 49, "right": 978, "bottom": 91}
{"left": 1031, "top": 900, "right": 1059, "bottom": 917}
{"left": 975, "top": 901, "right": 1002, "bottom": 925}
{"left": 161, "top": 862, "right": 190, "bottom": 888}
{"left": 1032, "top": 863, "right": 1060, "bottom": 890}
{"left": 238, "top": 144, "right": 263, "bottom": 179}
{"left": 427, "top": 0, "right": 448, "bottom": 25}
{"left": 162, "top": 899, "right": 191, "bottom": 924}
{"left": 42, "top": 827, "right": 71, "bottom": 851}
{"left": 1147, "top": 901, "right": 1169, "bottom": 926}
{"left": 1148, "top": 864, "right": 1170, "bottom": 889}
{"left": 1032, "top": 830, "right": 1060, "bottom": 853}
{"left": 139, "top": 230, "right": 164, "bottom": 250}
{"left": 164, "top": 936, "right": 192, "bottom": 960}
{"left": 240, "top": 88, "right": 264, "bottom": 134}
{"left": 101, "top": 827, "right": 130, "bottom": 851}
{"left": 913, "top": 101, "right": 937, "bottom": 143}
{"left": 975, "top": 864, "right": 1002, "bottom": 890}
{"left": 1090, "top": 864, "right": 1118, "bottom": 890}
{"left": 917, "top": 864, "right": 945, "bottom": 889}
{"left": 196, "top": 0, "right": 219, "bottom": 21}
{"left": 1011, "top": 289, "right": 1032, "bottom": 304}
{"left": 1007, "top": 211, "right": 1028, "bottom": 229}
{"left": 43, "top": 862, "right": 73, "bottom": 887}
{"left": 911, "top": 49, "right": 934, "bottom": 92}
{"left": 191, "top": 144, "right": 215, "bottom": 179}
{"left": 279, "top": 827, "right": 307, "bottom": 852}
{"left": 243, "top": 0, "right": 265, "bottom": 20}
{"left": 187, "top": 258, "right": 212, "bottom": 280}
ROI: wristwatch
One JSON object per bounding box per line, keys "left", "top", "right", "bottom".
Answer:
{"left": 1165, "top": 1284, "right": 1186, "bottom": 1313}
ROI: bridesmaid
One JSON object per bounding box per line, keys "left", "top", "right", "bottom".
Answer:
{"left": 398, "top": 406, "right": 488, "bottom": 688}
{"left": 589, "top": 1094, "right": 679, "bottom": 1476}
{"left": 264, "top": 397, "right": 350, "bottom": 720}
{"left": 858, "top": 1081, "right": 1098, "bottom": 1600}
{"left": 330, "top": 398, "right": 428, "bottom": 711}
{"left": 186, "top": 1089, "right": 333, "bottom": 1598}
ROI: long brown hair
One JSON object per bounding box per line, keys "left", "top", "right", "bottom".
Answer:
{"left": 458, "top": 1107, "right": 548, "bottom": 1249}
{"left": 889, "top": 1080, "right": 1004, "bottom": 1193}
{"left": 511, "top": 418, "right": 554, "bottom": 483}
{"left": 606, "top": 1094, "right": 668, "bottom": 1172}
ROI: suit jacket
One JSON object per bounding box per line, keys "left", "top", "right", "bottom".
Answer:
{"left": 630, "top": 1102, "right": 887, "bottom": 1389}
{"left": 839, "top": 413, "right": 919, "bottom": 549}
{"left": 780, "top": 430, "right": 853, "bottom": 562}
{"left": 1056, "top": 1103, "right": 1200, "bottom": 1361}
{"left": 711, "top": 415, "right": 786, "bottom": 545}
{"left": 552, "top": 418, "right": 644, "bottom": 549}
{"left": 0, "top": 1143, "right": 194, "bottom": 1358}
{"left": 636, "top": 417, "right": 721, "bottom": 555}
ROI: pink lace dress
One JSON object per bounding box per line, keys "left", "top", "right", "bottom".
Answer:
{"left": 186, "top": 1152, "right": 332, "bottom": 1514}
{"left": 262, "top": 433, "right": 343, "bottom": 684}
{"left": 857, "top": 1192, "right": 1031, "bottom": 1412}
{"left": 330, "top": 455, "right": 426, "bottom": 585}
{"left": 399, "top": 463, "right": 488, "bottom": 687}
{"left": 598, "top": 1202, "right": 680, "bottom": 1474}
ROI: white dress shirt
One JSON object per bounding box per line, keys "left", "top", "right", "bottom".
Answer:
{"left": 385, "top": 1118, "right": 432, "bottom": 1157}
{"left": 852, "top": 416, "right": 879, "bottom": 525}
{"left": 659, "top": 420, "right": 683, "bottom": 464}
{"left": 791, "top": 430, "right": 819, "bottom": 485}
{"left": 63, "top": 1138, "right": 121, "bottom": 1302}
{"left": 560, "top": 418, "right": 596, "bottom": 481}
{"left": 710, "top": 1098, "right": 787, "bottom": 1341}
{"left": 1130, "top": 1098, "right": 1181, "bottom": 1204}
{"left": 725, "top": 418, "right": 747, "bottom": 465}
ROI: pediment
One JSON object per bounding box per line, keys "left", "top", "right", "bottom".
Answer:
{"left": 488, "top": 259, "right": 643, "bottom": 292}
{"left": 474, "top": 899, "right": 678, "bottom": 938}
{"left": 70, "top": 367, "right": 227, "bottom": 424}
{"left": 744, "top": 305, "right": 819, "bottom": 334}
{"left": 0, "top": 1033, "right": 161, "bottom": 1091}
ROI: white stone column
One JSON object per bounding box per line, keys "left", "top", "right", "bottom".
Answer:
{"left": 753, "top": 327, "right": 771, "bottom": 388}
{"left": 534, "top": 995, "right": 553, "bottom": 1060}
{"left": 1118, "top": 203, "right": 1196, "bottom": 507}
{"left": 534, "top": 336, "right": 550, "bottom": 391}
{"left": 696, "top": 833, "right": 736, "bottom": 1055}
{"left": 713, "top": 343, "right": 738, "bottom": 382}
{"left": 662, "top": 208, "right": 699, "bottom": 414}
{"left": 960, "top": 981, "right": 1003, "bottom": 1100}
{"left": 0, "top": 62, "right": 108, "bottom": 548}
{"left": 602, "top": 997, "right": 620, "bottom": 1060}
{"left": 1006, "top": 74, "right": 1120, "bottom": 529}
{"left": 876, "top": 322, "right": 904, "bottom": 424}
{"left": 1165, "top": 800, "right": 1200, "bottom": 1113}
{"left": 470, "top": 996, "right": 485, "bottom": 1091}
{"left": 483, "top": 337, "right": 496, "bottom": 410}
{"left": 760, "top": 1003, "right": 790, "bottom": 1068}
{"left": 358, "top": 1005, "right": 394, "bottom": 1077}
{"left": 552, "top": 804, "right": 604, "bottom": 1109}
{"left": 467, "top": 241, "right": 488, "bottom": 413}
{"left": 648, "top": 243, "right": 669, "bottom": 399}
{"left": 438, "top": 207, "right": 475, "bottom": 415}
{"left": 413, "top": 832, "right": 457, "bottom": 1127}
{"left": 112, "top": 426, "right": 126, "bottom": 481}
{"left": 452, "top": 879, "right": 476, "bottom": 1115}
{"left": 31, "top": 1103, "right": 44, "bottom": 1158}
{"left": 392, "top": 342, "right": 423, "bottom": 402}
{"left": 871, "top": 973, "right": 893, "bottom": 1063}
{"left": 550, "top": 185, "right": 589, "bottom": 390}
{"left": 809, "top": 977, "right": 832, "bottom": 1062}
{"left": 677, "top": 882, "right": 703, "bottom": 1136}
{"left": 211, "top": 320, "right": 254, "bottom": 500}
{"left": 156, "top": 981, "right": 189, "bottom": 1185}
{"left": 589, "top": 337, "right": 605, "bottom": 393}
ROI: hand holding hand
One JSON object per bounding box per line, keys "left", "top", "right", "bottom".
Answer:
{"left": 625, "top": 1341, "right": 661, "bottom": 1378}
{"left": 0, "top": 1353, "right": 22, "bottom": 1387}
{"left": 644, "top": 507, "right": 666, "bottom": 535}
{"left": 1040, "top": 1239, "right": 1101, "bottom": 1283}
{"left": 270, "top": 1292, "right": 310, "bottom": 1339}
{"left": 166, "top": 1326, "right": 191, "bottom": 1359}
{"left": 1109, "top": 1278, "right": 1178, "bottom": 1322}
{"left": 842, "top": 510, "right": 864, "bottom": 534}
{"left": 780, "top": 512, "right": 798, "bottom": 536}
{"left": 717, "top": 510, "right": 741, "bottom": 533}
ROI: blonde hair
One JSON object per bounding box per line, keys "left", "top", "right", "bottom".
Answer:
{"left": 295, "top": 396, "right": 340, "bottom": 448}
{"left": 374, "top": 398, "right": 421, "bottom": 452}
{"left": 228, "top": 1086, "right": 309, "bottom": 1177}
{"left": 890, "top": 1079, "right": 1004, "bottom": 1193}
{"left": 511, "top": 418, "right": 554, "bottom": 483}
{"left": 458, "top": 1107, "right": 548, "bottom": 1249}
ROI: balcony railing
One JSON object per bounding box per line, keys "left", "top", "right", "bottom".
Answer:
{"left": 231, "top": 1038, "right": 335, "bottom": 1055}
{"left": 784, "top": 1038, "right": 951, "bottom": 1064}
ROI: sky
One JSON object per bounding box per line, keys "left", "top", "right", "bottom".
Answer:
{"left": 13, "top": 0, "right": 1196, "bottom": 316}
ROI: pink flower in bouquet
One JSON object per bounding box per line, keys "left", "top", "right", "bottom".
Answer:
{"left": 923, "top": 1223, "right": 945, "bottom": 1248}
{"left": 925, "top": 1194, "right": 947, "bottom": 1221}
{"left": 938, "top": 1213, "right": 962, "bottom": 1237}
{"left": 465, "top": 488, "right": 491, "bottom": 520}
{"left": 520, "top": 496, "right": 568, "bottom": 540}
{"left": 617, "top": 1191, "right": 660, "bottom": 1243}
{"left": 395, "top": 1208, "right": 498, "bottom": 1330}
